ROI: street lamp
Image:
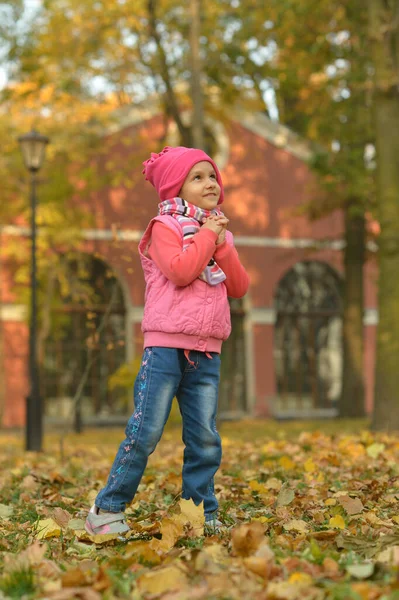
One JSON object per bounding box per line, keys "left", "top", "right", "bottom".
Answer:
{"left": 18, "top": 129, "right": 49, "bottom": 452}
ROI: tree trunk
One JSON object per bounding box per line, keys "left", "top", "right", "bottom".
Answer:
{"left": 368, "top": 0, "right": 399, "bottom": 431}
{"left": 339, "top": 202, "right": 366, "bottom": 417}
{"left": 147, "top": 0, "right": 192, "bottom": 147}
{"left": 189, "top": 0, "right": 205, "bottom": 150}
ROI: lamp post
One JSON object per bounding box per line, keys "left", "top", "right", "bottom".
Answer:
{"left": 18, "top": 130, "right": 49, "bottom": 452}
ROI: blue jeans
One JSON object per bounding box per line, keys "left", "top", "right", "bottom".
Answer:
{"left": 95, "top": 347, "right": 222, "bottom": 521}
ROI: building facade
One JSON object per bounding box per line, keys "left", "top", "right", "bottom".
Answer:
{"left": 0, "top": 110, "right": 378, "bottom": 428}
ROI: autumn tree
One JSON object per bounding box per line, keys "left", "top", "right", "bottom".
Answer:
{"left": 220, "top": 0, "right": 374, "bottom": 417}
{"left": 368, "top": 0, "right": 399, "bottom": 431}
{"left": 3, "top": 0, "right": 382, "bottom": 420}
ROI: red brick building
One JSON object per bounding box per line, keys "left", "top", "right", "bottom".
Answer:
{"left": 0, "top": 110, "right": 378, "bottom": 428}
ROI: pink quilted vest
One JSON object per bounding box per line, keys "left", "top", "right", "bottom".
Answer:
{"left": 138, "top": 215, "right": 232, "bottom": 353}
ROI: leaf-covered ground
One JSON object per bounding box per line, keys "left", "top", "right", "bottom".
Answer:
{"left": 1, "top": 418, "right": 399, "bottom": 600}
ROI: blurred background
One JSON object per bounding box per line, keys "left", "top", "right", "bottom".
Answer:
{"left": 0, "top": 0, "right": 398, "bottom": 446}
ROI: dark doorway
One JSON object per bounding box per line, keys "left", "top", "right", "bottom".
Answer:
{"left": 219, "top": 298, "right": 247, "bottom": 418}
{"left": 42, "top": 255, "right": 128, "bottom": 421}
{"left": 274, "top": 261, "right": 343, "bottom": 416}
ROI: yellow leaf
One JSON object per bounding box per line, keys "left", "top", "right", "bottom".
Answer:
{"left": 150, "top": 518, "right": 183, "bottom": 553}
{"left": 288, "top": 572, "right": 313, "bottom": 585}
{"left": 137, "top": 565, "right": 188, "bottom": 595}
{"left": 264, "top": 477, "right": 282, "bottom": 491}
{"left": 75, "top": 529, "right": 120, "bottom": 544}
{"left": 283, "top": 519, "right": 309, "bottom": 534}
{"left": 279, "top": 456, "right": 296, "bottom": 470}
{"left": 125, "top": 541, "right": 162, "bottom": 565}
{"left": 0, "top": 504, "right": 13, "bottom": 518}
{"left": 392, "top": 516, "right": 399, "bottom": 524}
{"left": 325, "top": 499, "right": 337, "bottom": 506}
{"left": 329, "top": 515, "right": 346, "bottom": 530}
{"left": 366, "top": 443, "right": 385, "bottom": 459}
{"left": 203, "top": 543, "right": 229, "bottom": 564}
{"left": 36, "top": 518, "right": 62, "bottom": 540}
{"left": 174, "top": 498, "right": 204, "bottom": 535}
{"left": 304, "top": 459, "right": 316, "bottom": 473}
{"left": 376, "top": 546, "right": 399, "bottom": 565}
{"left": 249, "top": 480, "right": 264, "bottom": 492}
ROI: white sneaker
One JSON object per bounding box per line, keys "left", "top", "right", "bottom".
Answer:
{"left": 85, "top": 505, "right": 130, "bottom": 537}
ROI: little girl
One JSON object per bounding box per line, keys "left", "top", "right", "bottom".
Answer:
{"left": 85, "top": 145, "right": 249, "bottom": 536}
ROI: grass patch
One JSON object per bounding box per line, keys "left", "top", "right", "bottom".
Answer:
{"left": 0, "top": 568, "right": 35, "bottom": 599}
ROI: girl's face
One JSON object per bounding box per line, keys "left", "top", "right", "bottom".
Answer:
{"left": 178, "top": 161, "right": 221, "bottom": 210}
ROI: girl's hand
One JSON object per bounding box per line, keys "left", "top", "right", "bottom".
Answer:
{"left": 212, "top": 215, "right": 229, "bottom": 245}
{"left": 202, "top": 214, "right": 227, "bottom": 234}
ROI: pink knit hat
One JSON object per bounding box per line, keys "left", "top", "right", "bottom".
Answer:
{"left": 142, "top": 146, "right": 224, "bottom": 204}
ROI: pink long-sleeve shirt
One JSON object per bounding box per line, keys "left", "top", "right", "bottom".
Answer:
{"left": 148, "top": 222, "right": 249, "bottom": 298}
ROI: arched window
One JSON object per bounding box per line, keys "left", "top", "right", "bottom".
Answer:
{"left": 274, "top": 261, "right": 343, "bottom": 415}
{"left": 219, "top": 298, "right": 247, "bottom": 418}
{"left": 42, "top": 254, "right": 128, "bottom": 422}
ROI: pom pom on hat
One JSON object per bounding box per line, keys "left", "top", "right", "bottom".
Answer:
{"left": 142, "top": 145, "right": 224, "bottom": 204}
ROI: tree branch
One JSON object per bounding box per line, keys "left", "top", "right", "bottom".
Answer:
{"left": 147, "top": 0, "right": 192, "bottom": 146}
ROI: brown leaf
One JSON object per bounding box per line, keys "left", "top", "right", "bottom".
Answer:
{"left": 53, "top": 507, "right": 72, "bottom": 529}
{"left": 4, "top": 541, "right": 46, "bottom": 572}
{"left": 45, "top": 587, "right": 101, "bottom": 600}
{"left": 308, "top": 530, "right": 339, "bottom": 540}
{"left": 92, "top": 566, "right": 112, "bottom": 592}
{"left": 137, "top": 565, "right": 188, "bottom": 595}
{"left": 322, "top": 557, "right": 341, "bottom": 575}
{"left": 338, "top": 495, "right": 364, "bottom": 515}
{"left": 20, "top": 475, "right": 39, "bottom": 490}
{"left": 243, "top": 555, "right": 273, "bottom": 579}
{"left": 61, "top": 568, "right": 93, "bottom": 588}
{"left": 231, "top": 522, "right": 265, "bottom": 557}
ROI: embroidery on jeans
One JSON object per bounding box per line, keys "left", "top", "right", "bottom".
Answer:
{"left": 109, "top": 348, "right": 152, "bottom": 489}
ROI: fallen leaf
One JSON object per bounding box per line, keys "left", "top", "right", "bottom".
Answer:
{"left": 279, "top": 456, "right": 296, "bottom": 470}
{"left": 376, "top": 545, "right": 399, "bottom": 564}
{"left": 67, "top": 518, "right": 86, "bottom": 531}
{"left": 126, "top": 541, "right": 162, "bottom": 565}
{"left": 366, "top": 443, "right": 385, "bottom": 459}
{"left": 338, "top": 495, "right": 364, "bottom": 515}
{"left": 137, "top": 565, "right": 188, "bottom": 595}
{"left": 283, "top": 519, "right": 309, "bottom": 534}
{"left": 322, "top": 557, "right": 341, "bottom": 574}
{"left": 231, "top": 522, "right": 265, "bottom": 557}
{"left": 304, "top": 459, "right": 316, "bottom": 473}
{"left": 325, "top": 498, "right": 337, "bottom": 506}
{"left": 36, "top": 518, "right": 62, "bottom": 540}
{"left": 44, "top": 587, "right": 101, "bottom": 600}
{"left": 174, "top": 498, "right": 204, "bottom": 535}
{"left": 20, "top": 475, "right": 38, "bottom": 490}
{"left": 3, "top": 541, "right": 46, "bottom": 572}
{"left": 0, "top": 504, "right": 13, "bottom": 518}
{"left": 150, "top": 517, "right": 183, "bottom": 553}
{"left": 288, "top": 572, "right": 313, "bottom": 585}
{"left": 243, "top": 556, "right": 273, "bottom": 579}
{"left": 61, "top": 567, "right": 92, "bottom": 587}
{"left": 346, "top": 563, "right": 374, "bottom": 579}
{"left": 277, "top": 485, "right": 295, "bottom": 507}
{"left": 329, "top": 515, "right": 346, "bottom": 530}
{"left": 53, "top": 507, "right": 72, "bottom": 529}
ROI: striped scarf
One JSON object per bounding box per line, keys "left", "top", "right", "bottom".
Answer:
{"left": 158, "top": 197, "right": 227, "bottom": 286}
